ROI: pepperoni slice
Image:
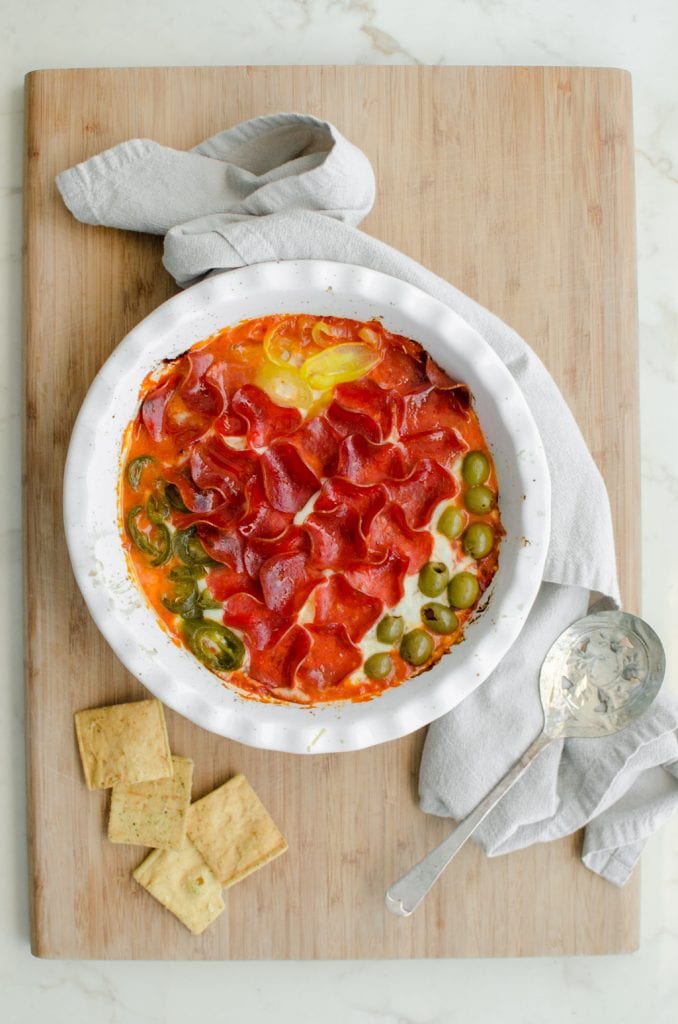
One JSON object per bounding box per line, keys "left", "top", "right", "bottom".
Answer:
{"left": 314, "top": 478, "right": 387, "bottom": 533}
{"left": 259, "top": 548, "right": 322, "bottom": 616}
{"left": 312, "top": 574, "right": 383, "bottom": 642}
{"left": 231, "top": 384, "right": 302, "bottom": 448}
{"left": 286, "top": 415, "right": 342, "bottom": 478}
{"left": 304, "top": 504, "right": 368, "bottom": 569}
{"left": 260, "top": 442, "right": 320, "bottom": 513}
{"left": 238, "top": 472, "right": 295, "bottom": 540}
{"left": 297, "top": 624, "right": 362, "bottom": 690}
{"left": 400, "top": 384, "right": 471, "bottom": 435}
{"left": 243, "top": 525, "right": 308, "bottom": 579}
{"left": 163, "top": 468, "right": 224, "bottom": 514}
{"left": 196, "top": 526, "right": 246, "bottom": 572}
{"left": 399, "top": 427, "right": 467, "bottom": 471}
{"left": 179, "top": 351, "right": 223, "bottom": 419}
{"left": 141, "top": 353, "right": 226, "bottom": 445}
{"left": 171, "top": 506, "right": 243, "bottom": 532}
{"left": 384, "top": 459, "right": 457, "bottom": 529}
{"left": 189, "top": 437, "right": 258, "bottom": 503}
{"left": 336, "top": 435, "right": 408, "bottom": 486}
{"left": 332, "top": 379, "right": 401, "bottom": 441}
{"left": 368, "top": 342, "right": 428, "bottom": 393}
{"left": 141, "top": 373, "right": 181, "bottom": 441}
{"left": 248, "top": 625, "right": 312, "bottom": 689}
{"left": 367, "top": 503, "right": 433, "bottom": 572}
{"left": 206, "top": 566, "right": 261, "bottom": 602}
{"left": 222, "top": 593, "right": 293, "bottom": 651}
{"left": 343, "top": 551, "right": 408, "bottom": 606}
{"left": 324, "top": 400, "right": 382, "bottom": 444}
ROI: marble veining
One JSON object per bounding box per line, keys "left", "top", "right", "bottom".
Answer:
{"left": 1, "top": 0, "right": 677, "bottom": 1021}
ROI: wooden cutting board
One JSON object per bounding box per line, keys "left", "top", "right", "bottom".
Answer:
{"left": 24, "top": 66, "right": 640, "bottom": 959}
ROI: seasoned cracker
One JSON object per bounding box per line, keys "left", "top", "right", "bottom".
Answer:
{"left": 108, "top": 755, "right": 193, "bottom": 849}
{"left": 133, "top": 837, "right": 225, "bottom": 935}
{"left": 187, "top": 773, "right": 287, "bottom": 889}
{"left": 74, "top": 698, "right": 172, "bottom": 790}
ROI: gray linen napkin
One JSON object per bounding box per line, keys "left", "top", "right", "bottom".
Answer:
{"left": 57, "top": 113, "right": 678, "bottom": 885}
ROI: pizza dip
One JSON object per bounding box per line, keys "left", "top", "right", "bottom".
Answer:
{"left": 120, "top": 315, "right": 502, "bottom": 705}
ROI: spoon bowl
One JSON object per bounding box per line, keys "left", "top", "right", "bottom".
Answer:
{"left": 385, "top": 609, "right": 665, "bottom": 917}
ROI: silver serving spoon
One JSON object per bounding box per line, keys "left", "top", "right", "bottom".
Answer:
{"left": 385, "top": 609, "right": 665, "bottom": 917}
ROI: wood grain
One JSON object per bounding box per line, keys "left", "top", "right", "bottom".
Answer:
{"left": 24, "top": 65, "right": 640, "bottom": 959}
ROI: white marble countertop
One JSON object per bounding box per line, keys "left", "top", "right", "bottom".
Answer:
{"left": 2, "top": 0, "right": 677, "bottom": 1020}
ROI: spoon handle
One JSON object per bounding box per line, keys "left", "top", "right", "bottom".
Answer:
{"left": 385, "top": 731, "right": 552, "bottom": 917}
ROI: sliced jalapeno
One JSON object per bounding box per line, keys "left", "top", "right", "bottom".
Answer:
{"left": 198, "top": 589, "right": 223, "bottom": 610}
{"left": 169, "top": 564, "right": 207, "bottom": 582}
{"left": 161, "top": 577, "right": 202, "bottom": 619}
{"left": 182, "top": 620, "right": 245, "bottom": 672}
{"left": 126, "top": 455, "right": 155, "bottom": 490}
{"left": 164, "top": 482, "right": 189, "bottom": 513}
{"left": 147, "top": 488, "right": 171, "bottom": 525}
{"left": 126, "top": 505, "right": 171, "bottom": 567}
{"left": 173, "top": 526, "right": 217, "bottom": 566}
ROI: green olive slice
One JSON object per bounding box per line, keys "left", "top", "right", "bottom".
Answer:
{"left": 447, "top": 571, "right": 480, "bottom": 609}
{"left": 421, "top": 602, "right": 459, "bottom": 635}
{"left": 462, "top": 450, "right": 490, "bottom": 486}
{"left": 437, "top": 505, "right": 466, "bottom": 539}
{"left": 182, "top": 621, "right": 245, "bottom": 672}
{"left": 364, "top": 652, "right": 393, "bottom": 680}
{"left": 376, "top": 615, "right": 404, "bottom": 644}
{"left": 418, "top": 561, "right": 450, "bottom": 597}
{"left": 464, "top": 485, "right": 495, "bottom": 515}
{"left": 400, "top": 629, "right": 434, "bottom": 666}
{"left": 462, "top": 522, "right": 495, "bottom": 560}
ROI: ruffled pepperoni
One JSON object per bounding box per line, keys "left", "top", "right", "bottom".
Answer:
{"left": 384, "top": 460, "right": 457, "bottom": 529}
{"left": 189, "top": 437, "right": 258, "bottom": 505}
{"left": 163, "top": 468, "right": 224, "bottom": 514}
{"left": 400, "top": 384, "right": 471, "bottom": 435}
{"left": 248, "top": 625, "right": 312, "bottom": 689}
{"left": 314, "top": 478, "right": 387, "bottom": 533}
{"left": 222, "top": 593, "right": 292, "bottom": 651}
{"left": 196, "top": 526, "right": 246, "bottom": 572}
{"left": 141, "top": 373, "right": 181, "bottom": 442}
{"left": 336, "top": 435, "right": 408, "bottom": 486}
{"left": 332, "top": 379, "right": 400, "bottom": 441}
{"left": 243, "top": 525, "right": 308, "bottom": 579}
{"left": 207, "top": 566, "right": 260, "bottom": 602}
{"left": 304, "top": 504, "right": 367, "bottom": 569}
{"left": 367, "top": 503, "right": 433, "bottom": 572}
{"left": 172, "top": 505, "right": 243, "bottom": 532}
{"left": 260, "top": 442, "right": 320, "bottom": 513}
{"left": 259, "top": 548, "right": 322, "bottom": 616}
{"left": 286, "top": 415, "right": 342, "bottom": 477}
{"left": 368, "top": 342, "right": 428, "bottom": 393}
{"left": 343, "top": 551, "right": 408, "bottom": 606}
{"left": 238, "top": 472, "right": 295, "bottom": 540}
{"left": 180, "top": 351, "right": 223, "bottom": 419}
{"left": 312, "top": 574, "right": 383, "bottom": 642}
{"left": 399, "top": 427, "right": 467, "bottom": 471}
{"left": 141, "top": 354, "right": 226, "bottom": 445}
{"left": 324, "top": 399, "right": 382, "bottom": 444}
{"left": 231, "top": 384, "right": 302, "bottom": 448}
{"left": 297, "top": 624, "right": 362, "bottom": 690}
